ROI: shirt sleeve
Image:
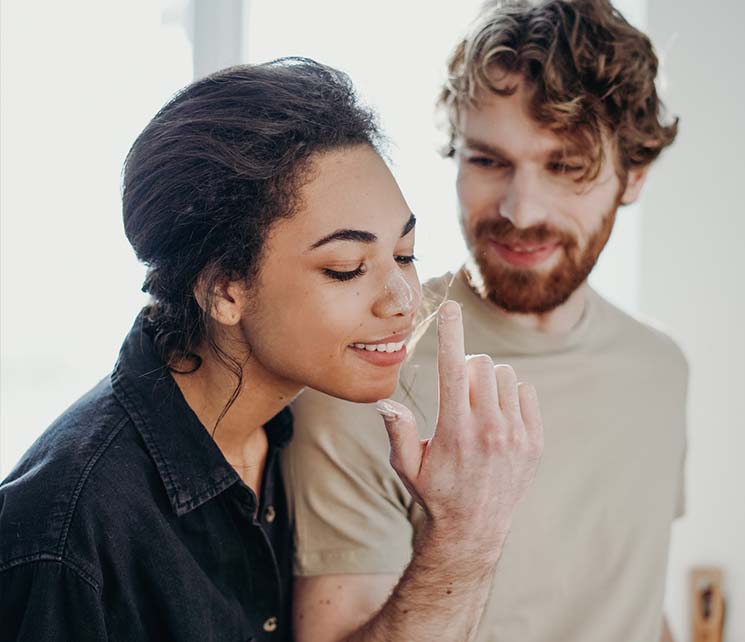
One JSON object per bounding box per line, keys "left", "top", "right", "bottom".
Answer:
{"left": 1, "top": 559, "right": 108, "bottom": 642}
{"left": 282, "top": 390, "right": 415, "bottom": 577}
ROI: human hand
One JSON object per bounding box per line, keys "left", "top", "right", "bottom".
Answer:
{"left": 376, "top": 300, "right": 543, "bottom": 563}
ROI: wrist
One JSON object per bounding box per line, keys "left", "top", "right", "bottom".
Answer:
{"left": 414, "top": 517, "right": 510, "bottom": 570}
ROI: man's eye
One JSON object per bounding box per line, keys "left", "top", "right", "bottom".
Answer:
{"left": 323, "top": 264, "right": 366, "bottom": 282}
{"left": 468, "top": 156, "right": 508, "bottom": 169}
{"left": 550, "top": 162, "right": 585, "bottom": 174}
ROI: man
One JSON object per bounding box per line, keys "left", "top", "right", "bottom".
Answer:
{"left": 284, "top": 1, "right": 686, "bottom": 641}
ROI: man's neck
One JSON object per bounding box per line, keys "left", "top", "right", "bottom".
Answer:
{"left": 459, "top": 266, "right": 589, "bottom": 335}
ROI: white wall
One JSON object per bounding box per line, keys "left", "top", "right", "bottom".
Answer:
{"left": 643, "top": 2, "right": 745, "bottom": 640}
{"left": 0, "top": 0, "right": 192, "bottom": 473}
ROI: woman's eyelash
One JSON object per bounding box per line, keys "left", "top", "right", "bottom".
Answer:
{"left": 323, "top": 255, "right": 417, "bottom": 282}
{"left": 395, "top": 254, "right": 417, "bottom": 265}
{"left": 323, "top": 265, "right": 366, "bottom": 281}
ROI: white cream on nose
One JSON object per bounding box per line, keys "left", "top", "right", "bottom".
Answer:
{"left": 383, "top": 269, "right": 414, "bottom": 314}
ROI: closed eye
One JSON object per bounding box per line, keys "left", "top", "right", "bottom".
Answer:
{"left": 395, "top": 254, "right": 417, "bottom": 266}
{"left": 323, "top": 265, "right": 366, "bottom": 282}
{"left": 323, "top": 255, "right": 416, "bottom": 283}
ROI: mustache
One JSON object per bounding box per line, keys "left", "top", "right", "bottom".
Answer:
{"left": 474, "top": 217, "right": 576, "bottom": 248}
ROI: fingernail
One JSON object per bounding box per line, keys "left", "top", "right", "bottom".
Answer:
{"left": 439, "top": 300, "right": 460, "bottom": 320}
{"left": 375, "top": 399, "right": 401, "bottom": 422}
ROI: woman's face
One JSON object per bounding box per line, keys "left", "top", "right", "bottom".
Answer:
{"left": 237, "top": 145, "right": 421, "bottom": 403}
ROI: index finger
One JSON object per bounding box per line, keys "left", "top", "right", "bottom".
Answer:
{"left": 437, "top": 300, "right": 468, "bottom": 422}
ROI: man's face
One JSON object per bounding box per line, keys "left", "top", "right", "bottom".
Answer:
{"left": 454, "top": 75, "right": 645, "bottom": 314}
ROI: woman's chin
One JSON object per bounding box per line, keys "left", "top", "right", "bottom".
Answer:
{"left": 318, "top": 377, "right": 399, "bottom": 405}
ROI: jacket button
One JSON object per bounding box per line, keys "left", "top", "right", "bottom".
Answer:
{"left": 264, "top": 505, "right": 276, "bottom": 523}
{"left": 263, "top": 616, "right": 278, "bottom": 632}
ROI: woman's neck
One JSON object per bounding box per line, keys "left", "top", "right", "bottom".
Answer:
{"left": 171, "top": 342, "right": 302, "bottom": 494}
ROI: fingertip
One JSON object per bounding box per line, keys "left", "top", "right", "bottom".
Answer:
{"left": 438, "top": 300, "right": 461, "bottom": 322}
{"left": 375, "top": 399, "right": 402, "bottom": 423}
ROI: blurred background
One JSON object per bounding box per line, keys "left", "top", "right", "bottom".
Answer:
{"left": 1, "top": 1, "right": 743, "bottom": 639}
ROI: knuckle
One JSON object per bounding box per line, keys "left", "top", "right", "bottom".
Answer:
{"left": 501, "top": 397, "right": 522, "bottom": 417}
{"left": 441, "top": 379, "right": 467, "bottom": 403}
{"left": 509, "top": 427, "right": 526, "bottom": 447}
{"left": 478, "top": 431, "right": 498, "bottom": 451}
{"left": 450, "top": 433, "right": 474, "bottom": 455}
{"left": 389, "top": 454, "right": 403, "bottom": 474}
{"left": 444, "top": 370, "right": 468, "bottom": 388}
{"left": 481, "top": 427, "right": 507, "bottom": 451}
{"left": 478, "top": 416, "right": 502, "bottom": 434}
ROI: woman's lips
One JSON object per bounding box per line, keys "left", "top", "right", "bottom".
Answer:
{"left": 349, "top": 344, "right": 408, "bottom": 367}
{"left": 348, "top": 332, "right": 411, "bottom": 367}
{"left": 489, "top": 240, "right": 560, "bottom": 268}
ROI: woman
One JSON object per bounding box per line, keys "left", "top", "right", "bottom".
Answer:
{"left": 0, "top": 58, "right": 541, "bottom": 642}
{"left": 0, "top": 57, "right": 419, "bottom": 641}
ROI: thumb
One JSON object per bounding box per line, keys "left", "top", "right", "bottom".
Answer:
{"left": 375, "top": 399, "right": 421, "bottom": 482}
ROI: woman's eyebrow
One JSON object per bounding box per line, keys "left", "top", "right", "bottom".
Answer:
{"left": 401, "top": 212, "right": 416, "bottom": 237}
{"left": 309, "top": 229, "right": 377, "bottom": 251}
{"left": 308, "top": 212, "right": 416, "bottom": 251}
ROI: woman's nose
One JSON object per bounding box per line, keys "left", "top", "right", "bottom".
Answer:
{"left": 373, "top": 268, "right": 416, "bottom": 318}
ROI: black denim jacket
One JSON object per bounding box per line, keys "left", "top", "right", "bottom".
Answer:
{"left": 0, "top": 313, "right": 293, "bottom": 642}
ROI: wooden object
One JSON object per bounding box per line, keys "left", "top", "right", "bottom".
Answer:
{"left": 691, "top": 566, "right": 725, "bottom": 642}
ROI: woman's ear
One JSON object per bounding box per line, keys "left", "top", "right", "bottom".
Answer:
{"left": 194, "top": 275, "right": 247, "bottom": 327}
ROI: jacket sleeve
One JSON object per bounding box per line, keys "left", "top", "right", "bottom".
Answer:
{"left": 1, "top": 559, "right": 108, "bottom": 642}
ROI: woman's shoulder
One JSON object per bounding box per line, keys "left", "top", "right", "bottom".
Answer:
{"left": 0, "top": 374, "right": 154, "bottom": 577}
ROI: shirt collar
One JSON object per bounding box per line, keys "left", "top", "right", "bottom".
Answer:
{"left": 111, "top": 310, "right": 293, "bottom": 516}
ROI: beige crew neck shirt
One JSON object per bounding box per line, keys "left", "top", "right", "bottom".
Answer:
{"left": 283, "top": 270, "right": 687, "bottom": 642}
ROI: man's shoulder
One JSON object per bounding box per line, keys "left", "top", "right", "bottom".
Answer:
{"left": 290, "top": 389, "right": 387, "bottom": 453}
{"left": 0, "top": 375, "right": 141, "bottom": 572}
{"left": 591, "top": 290, "right": 689, "bottom": 375}
{"left": 421, "top": 271, "right": 458, "bottom": 299}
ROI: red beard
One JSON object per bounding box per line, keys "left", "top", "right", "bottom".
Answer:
{"left": 466, "top": 203, "right": 618, "bottom": 314}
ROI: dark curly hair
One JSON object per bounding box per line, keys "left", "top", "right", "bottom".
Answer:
{"left": 122, "top": 58, "right": 382, "bottom": 423}
{"left": 438, "top": 0, "right": 678, "bottom": 182}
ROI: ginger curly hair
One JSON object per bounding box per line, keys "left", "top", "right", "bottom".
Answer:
{"left": 438, "top": 0, "right": 678, "bottom": 182}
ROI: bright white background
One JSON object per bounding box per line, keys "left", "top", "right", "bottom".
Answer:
{"left": 1, "top": 1, "right": 743, "bottom": 640}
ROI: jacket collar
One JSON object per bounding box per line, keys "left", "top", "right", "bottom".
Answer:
{"left": 111, "top": 311, "right": 292, "bottom": 516}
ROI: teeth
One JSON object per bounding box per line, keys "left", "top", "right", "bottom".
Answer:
{"left": 352, "top": 341, "right": 405, "bottom": 353}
